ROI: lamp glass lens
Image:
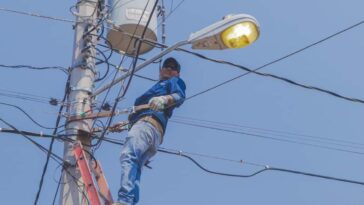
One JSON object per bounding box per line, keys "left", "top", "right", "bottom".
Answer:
{"left": 221, "top": 21, "right": 259, "bottom": 49}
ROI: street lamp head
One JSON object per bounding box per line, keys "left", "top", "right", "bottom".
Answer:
{"left": 188, "top": 14, "right": 260, "bottom": 50}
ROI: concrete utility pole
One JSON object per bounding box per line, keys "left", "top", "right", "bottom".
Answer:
{"left": 59, "top": 0, "right": 100, "bottom": 204}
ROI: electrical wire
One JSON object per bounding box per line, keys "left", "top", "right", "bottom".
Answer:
{"left": 140, "top": 18, "right": 364, "bottom": 104}
{"left": 52, "top": 171, "right": 63, "bottom": 205}
{"left": 9, "top": 126, "right": 362, "bottom": 190}
{"left": 0, "top": 128, "right": 73, "bottom": 142}
{"left": 170, "top": 119, "right": 364, "bottom": 156}
{"left": 0, "top": 117, "right": 65, "bottom": 163}
{"left": 96, "top": 59, "right": 158, "bottom": 82}
{"left": 0, "top": 102, "right": 65, "bottom": 130}
{"left": 91, "top": 0, "right": 158, "bottom": 149}
{"left": 153, "top": 0, "right": 185, "bottom": 30}
{"left": 0, "top": 88, "right": 67, "bottom": 106}
{"left": 0, "top": 64, "right": 68, "bottom": 74}
{"left": 0, "top": 92, "right": 49, "bottom": 104}
{"left": 94, "top": 46, "right": 111, "bottom": 82}
{"left": 0, "top": 126, "right": 101, "bottom": 205}
{"left": 0, "top": 7, "right": 77, "bottom": 23}
{"left": 85, "top": 1, "right": 148, "bottom": 144}
{"left": 159, "top": 148, "right": 364, "bottom": 186}
{"left": 164, "top": 0, "right": 185, "bottom": 22}
{"left": 182, "top": 48, "right": 364, "bottom": 104}
{"left": 179, "top": 20, "right": 364, "bottom": 104}
{"left": 95, "top": 134, "right": 364, "bottom": 186}
{"left": 173, "top": 115, "right": 364, "bottom": 149}
{"left": 34, "top": 75, "right": 70, "bottom": 205}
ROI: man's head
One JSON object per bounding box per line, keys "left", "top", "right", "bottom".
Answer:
{"left": 160, "top": 57, "right": 181, "bottom": 80}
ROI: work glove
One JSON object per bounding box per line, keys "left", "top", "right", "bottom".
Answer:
{"left": 148, "top": 96, "right": 168, "bottom": 111}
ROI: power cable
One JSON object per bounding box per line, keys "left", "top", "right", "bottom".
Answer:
{"left": 96, "top": 59, "right": 158, "bottom": 82}
{"left": 6, "top": 129, "right": 363, "bottom": 187}
{"left": 141, "top": 18, "right": 364, "bottom": 104}
{"left": 174, "top": 115, "right": 364, "bottom": 149}
{"left": 0, "top": 102, "right": 65, "bottom": 130}
{"left": 0, "top": 88, "right": 67, "bottom": 106}
{"left": 0, "top": 125, "right": 101, "bottom": 205}
{"left": 170, "top": 120, "right": 364, "bottom": 156}
{"left": 153, "top": 0, "right": 185, "bottom": 30}
{"left": 52, "top": 172, "right": 63, "bottom": 205}
{"left": 0, "top": 64, "right": 68, "bottom": 74}
{"left": 85, "top": 0, "right": 153, "bottom": 145}
{"left": 159, "top": 148, "right": 364, "bottom": 186}
{"left": 0, "top": 92, "right": 49, "bottom": 104}
{"left": 0, "top": 117, "right": 65, "bottom": 163}
{"left": 96, "top": 134, "right": 364, "bottom": 186}
{"left": 0, "top": 7, "right": 77, "bottom": 23}
{"left": 180, "top": 19, "right": 364, "bottom": 103}
{"left": 182, "top": 48, "right": 364, "bottom": 104}
{"left": 0, "top": 128, "right": 73, "bottom": 141}
{"left": 34, "top": 75, "right": 70, "bottom": 205}
{"left": 92, "top": 0, "right": 159, "bottom": 149}
{"left": 164, "top": 0, "right": 185, "bottom": 22}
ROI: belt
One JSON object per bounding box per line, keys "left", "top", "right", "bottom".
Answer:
{"left": 139, "top": 116, "right": 164, "bottom": 138}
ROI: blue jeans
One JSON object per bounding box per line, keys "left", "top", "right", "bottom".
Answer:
{"left": 117, "top": 120, "right": 162, "bottom": 205}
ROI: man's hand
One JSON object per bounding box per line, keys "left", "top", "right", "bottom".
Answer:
{"left": 148, "top": 96, "right": 168, "bottom": 111}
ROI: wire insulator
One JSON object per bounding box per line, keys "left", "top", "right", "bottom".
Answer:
{"left": 49, "top": 98, "right": 58, "bottom": 106}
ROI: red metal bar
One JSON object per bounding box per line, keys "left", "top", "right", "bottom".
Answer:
{"left": 92, "top": 161, "right": 114, "bottom": 205}
{"left": 73, "top": 141, "right": 102, "bottom": 205}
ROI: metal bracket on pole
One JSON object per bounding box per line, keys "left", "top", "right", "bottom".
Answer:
{"left": 70, "top": 86, "right": 93, "bottom": 93}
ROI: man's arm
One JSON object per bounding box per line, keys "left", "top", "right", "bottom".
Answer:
{"left": 149, "top": 77, "right": 186, "bottom": 110}
{"left": 148, "top": 95, "right": 175, "bottom": 110}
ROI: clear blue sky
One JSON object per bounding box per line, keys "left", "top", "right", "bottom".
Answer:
{"left": 1, "top": 0, "right": 364, "bottom": 204}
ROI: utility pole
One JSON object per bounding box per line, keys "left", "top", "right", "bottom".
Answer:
{"left": 59, "top": 0, "right": 100, "bottom": 204}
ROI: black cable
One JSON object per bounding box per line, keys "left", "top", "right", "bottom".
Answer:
{"left": 94, "top": 134, "right": 364, "bottom": 186}
{"left": 180, "top": 20, "right": 364, "bottom": 104}
{"left": 105, "top": 0, "right": 159, "bottom": 122}
{"left": 173, "top": 115, "right": 364, "bottom": 148}
{"left": 154, "top": 0, "right": 185, "bottom": 30}
{"left": 0, "top": 128, "right": 73, "bottom": 141}
{"left": 52, "top": 171, "right": 63, "bottom": 205}
{"left": 170, "top": 120, "right": 364, "bottom": 156}
{"left": 94, "top": 46, "right": 111, "bottom": 82}
{"left": 0, "top": 88, "right": 66, "bottom": 106}
{"left": 97, "top": 59, "right": 158, "bottom": 82}
{"left": 134, "top": 74, "right": 158, "bottom": 82}
{"left": 0, "top": 92, "right": 49, "bottom": 104}
{"left": 182, "top": 48, "right": 364, "bottom": 104}
{"left": 0, "top": 117, "right": 65, "bottom": 163}
{"left": 0, "top": 102, "right": 65, "bottom": 130}
{"left": 0, "top": 64, "right": 68, "bottom": 74}
{"left": 142, "top": 18, "right": 364, "bottom": 104}
{"left": 159, "top": 149, "right": 364, "bottom": 186}
{"left": 0, "top": 126, "right": 100, "bottom": 205}
{"left": 92, "top": 0, "right": 159, "bottom": 149}
{"left": 86, "top": 0, "right": 155, "bottom": 148}
{"left": 34, "top": 74, "right": 70, "bottom": 205}
{"left": 95, "top": 35, "right": 114, "bottom": 61}
{"left": 0, "top": 119, "right": 91, "bottom": 205}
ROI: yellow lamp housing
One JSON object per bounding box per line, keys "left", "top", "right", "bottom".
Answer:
{"left": 189, "top": 14, "right": 260, "bottom": 50}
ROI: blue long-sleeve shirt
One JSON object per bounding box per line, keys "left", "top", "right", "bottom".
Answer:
{"left": 129, "top": 76, "right": 186, "bottom": 133}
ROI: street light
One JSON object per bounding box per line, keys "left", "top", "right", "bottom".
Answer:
{"left": 189, "top": 14, "right": 260, "bottom": 50}
{"left": 94, "top": 13, "right": 260, "bottom": 96}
